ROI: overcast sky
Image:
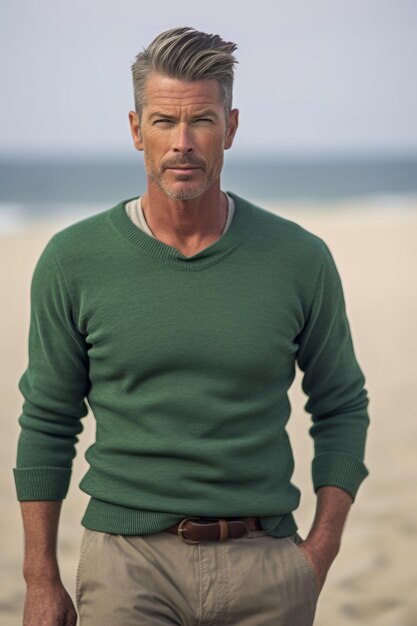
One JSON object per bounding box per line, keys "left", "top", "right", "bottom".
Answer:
{"left": 1, "top": 0, "right": 417, "bottom": 158}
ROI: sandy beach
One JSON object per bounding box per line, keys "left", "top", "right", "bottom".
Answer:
{"left": 1, "top": 198, "right": 417, "bottom": 625}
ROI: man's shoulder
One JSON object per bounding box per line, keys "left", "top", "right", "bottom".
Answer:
{"left": 228, "top": 191, "right": 328, "bottom": 258}
{"left": 50, "top": 198, "right": 129, "bottom": 248}
{"left": 33, "top": 198, "right": 133, "bottom": 278}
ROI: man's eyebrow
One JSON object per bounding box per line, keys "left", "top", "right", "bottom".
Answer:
{"left": 148, "top": 111, "right": 176, "bottom": 120}
{"left": 190, "top": 109, "right": 219, "bottom": 118}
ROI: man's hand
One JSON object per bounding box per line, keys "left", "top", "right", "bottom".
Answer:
{"left": 19, "top": 501, "right": 76, "bottom": 625}
{"left": 24, "top": 580, "right": 77, "bottom": 626}
{"left": 297, "top": 536, "right": 339, "bottom": 592}
{"left": 298, "top": 485, "right": 354, "bottom": 592}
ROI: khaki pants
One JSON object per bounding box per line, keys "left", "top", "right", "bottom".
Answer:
{"left": 76, "top": 526, "right": 320, "bottom": 625}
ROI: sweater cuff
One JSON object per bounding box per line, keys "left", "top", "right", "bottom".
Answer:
{"left": 312, "top": 452, "right": 369, "bottom": 501}
{"left": 13, "top": 467, "right": 72, "bottom": 501}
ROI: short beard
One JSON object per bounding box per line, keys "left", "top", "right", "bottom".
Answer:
{"left": 160, "top": 186, "right": 207, "bottom": 200}
{"left": 146, "top": 160, "right": 220, "bottom": 201}
{"left": 150, "top": 175, "right": 218, "bottom": 200}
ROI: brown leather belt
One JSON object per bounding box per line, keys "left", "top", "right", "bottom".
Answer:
{"left": 164, "top": 516, "right": 262, "bottom": 544}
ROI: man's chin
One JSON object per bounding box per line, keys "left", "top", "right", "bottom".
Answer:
{"left": 159, "top": 183, "right": 208, "bottom": 201}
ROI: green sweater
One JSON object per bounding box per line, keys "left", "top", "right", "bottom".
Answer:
{"left": 14, "top": 192, "right": 369, "bottom": 538}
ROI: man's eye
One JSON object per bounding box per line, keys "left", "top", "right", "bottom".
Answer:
{"left": 154, "top": 119, "right": 173, "bottom": 125}
{"left": 195, "top": 118, "right": 213, "bottom": 123}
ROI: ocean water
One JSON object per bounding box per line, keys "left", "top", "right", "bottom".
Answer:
{"left": 1, "top": 155, "right": 416, "bottom": 233}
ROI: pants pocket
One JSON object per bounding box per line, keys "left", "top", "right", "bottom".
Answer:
{"left": 75, "top": 529, "right": 99, "bottom": 609}
{"left": 286, "top": 533, "right": 321, "bottom": 597}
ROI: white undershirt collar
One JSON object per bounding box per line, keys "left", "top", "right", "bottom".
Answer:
{"left": 125, "top": 192, "right": 235, "bottom": 239}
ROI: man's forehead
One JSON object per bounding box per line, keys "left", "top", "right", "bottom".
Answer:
{"left": 143, "top": 73, "right": 222, "bottom": 109}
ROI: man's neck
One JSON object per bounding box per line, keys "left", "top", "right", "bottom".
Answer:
{"left": 141, "top": 183, "right": 228, "bottom": 257}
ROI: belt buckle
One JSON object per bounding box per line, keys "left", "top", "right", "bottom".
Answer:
{"left": 177, "top": 517, "right": 203, "bottom": 544}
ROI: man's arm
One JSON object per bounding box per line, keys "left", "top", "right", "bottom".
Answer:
{"left": 20, "top": 501, "right": 77, "bottom": 626}
{"left": 15, "top": 238, "right": 90, "bottom": 623}
{"left": 295, "top": 241, "right": 370, "bottom": 589}
{"left": 298, "top": 486, "right": 353, "bottom": 591}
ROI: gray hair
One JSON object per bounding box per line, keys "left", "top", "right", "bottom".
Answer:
{"left": 131, "top": 27, "right": 238, "bottom": 119}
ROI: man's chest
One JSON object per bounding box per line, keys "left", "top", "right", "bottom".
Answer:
{"left": 78, "top": 264, "right": 305, "bottom": 386}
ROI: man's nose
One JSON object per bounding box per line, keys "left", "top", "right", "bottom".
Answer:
{"left": 172, "top": 123, "right": 194, "bottom": 153}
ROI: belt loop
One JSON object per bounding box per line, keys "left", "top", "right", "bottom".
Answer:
{"left": 218, "top": 518, "right": 228, "bottom": 541}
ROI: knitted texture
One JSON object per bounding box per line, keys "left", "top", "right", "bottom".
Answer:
{"left": 14, "top": 192, "right": 369, "bottom": 537}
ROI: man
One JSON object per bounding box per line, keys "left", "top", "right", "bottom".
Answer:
{"left": 14, "top": 27, "right": 369, "bottom": 626}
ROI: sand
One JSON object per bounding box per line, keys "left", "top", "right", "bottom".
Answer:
{"left": 1, "top": 197, "right": 417, "bottom": 625}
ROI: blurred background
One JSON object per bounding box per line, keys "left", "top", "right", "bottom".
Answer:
{"left": 1, "top": 1, "right": 416, "bottom": 625}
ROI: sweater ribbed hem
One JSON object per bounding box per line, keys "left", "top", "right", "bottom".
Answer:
{"left": 82, "top": 498, "right": 187, "bottom": 535}
{"left": 13, "top": 467, "right": 71, "bottom": 501}
{"left": 260, "top": 513, "right": 297, "bottom": 538}
{"left": 81, "top": 498, "right": 298, "bottom": 538}
{"left": 312, "top": 452, "right": 369, "bottom": 500}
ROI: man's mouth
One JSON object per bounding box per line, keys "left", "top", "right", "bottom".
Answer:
{"left": 167, "top": 165, "right": 200, "bottom": 170}
{"left": 167, "top": 166, "right": 201, "bottom": 174}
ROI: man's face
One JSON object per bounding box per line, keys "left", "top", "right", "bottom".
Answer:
{"left": 129, "top": 73, "right": 239, "bottom": 200}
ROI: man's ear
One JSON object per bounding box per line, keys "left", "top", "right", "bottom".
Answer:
{"left": 225, "top": 108, "right": 239, "bottom": 150}
{"left": 128, "top": 111, "right": 144, "bottom": 151}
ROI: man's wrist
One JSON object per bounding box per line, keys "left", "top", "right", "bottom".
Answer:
{"left": 304, "top": 530, "right": 341, "bottom": 561}
{"left": 23, "top": 559, "right": 60, "bottom": 585}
